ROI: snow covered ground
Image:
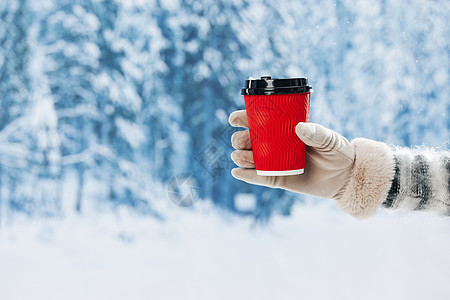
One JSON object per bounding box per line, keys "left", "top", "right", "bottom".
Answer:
{"left": 1, "top": 200, "right": 450, "bottom": 300}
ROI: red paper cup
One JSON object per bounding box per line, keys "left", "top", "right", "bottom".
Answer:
{"left": 241, "top": 76, "right": 311, "bottom": 176}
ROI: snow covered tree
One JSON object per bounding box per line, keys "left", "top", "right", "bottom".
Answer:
{"left": 0, "top": 0, "right": 447, "bottom": 221}
{"left": 155, "top": 0, "right": 250, "bottom": 211}
{"left": 0, "top": 0, "right": 33, "bottom": 216}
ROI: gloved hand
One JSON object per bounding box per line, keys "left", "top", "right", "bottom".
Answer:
{"left": 229, "top": 110, "right": 395, "bottom": 219}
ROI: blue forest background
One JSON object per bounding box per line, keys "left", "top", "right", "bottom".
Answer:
{"left": 0, "top": 0, "right": 448, "bottom": 221}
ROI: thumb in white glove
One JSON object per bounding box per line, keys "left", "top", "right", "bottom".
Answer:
{"left": 229, "top": 110, "right": 395, "bottom": 219}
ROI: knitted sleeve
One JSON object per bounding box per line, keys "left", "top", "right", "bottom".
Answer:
{"left": 382, "top": 148, "right": 450, "bottom": 215}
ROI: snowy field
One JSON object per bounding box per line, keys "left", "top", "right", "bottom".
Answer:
{"left": 1, "top": 201, "right": 450, "bottom": 300}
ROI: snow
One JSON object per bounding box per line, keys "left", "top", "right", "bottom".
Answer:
{"left": 83, "top": 42, "right": 101, "bottom": 61}
{"left": 121, "top": 59, "right": 144, "bottom": 82}
{"left": 1, "top": 202, "right": 450, "bottom": 300}
{"left": 234, "top": 193, "right": 257, "bottom": 212}
{"left": 215, "top": 109, "right": 228, "bottom": 124}
{"left": 115, "top": 117, "right": 146, "bottom": 149}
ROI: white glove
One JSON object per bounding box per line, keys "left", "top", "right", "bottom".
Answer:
{"left": 229, "top": 110, "right": 395, "bottom": 219}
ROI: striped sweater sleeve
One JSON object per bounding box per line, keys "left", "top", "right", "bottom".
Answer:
{"left": 382, "top": 148, "right": 450, "bottom": 215}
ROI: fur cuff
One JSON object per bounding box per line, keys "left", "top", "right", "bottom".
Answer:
{"left": 336, "top": 138, "right": 395, "bottom": 219}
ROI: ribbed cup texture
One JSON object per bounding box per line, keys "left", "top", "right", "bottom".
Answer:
{"left": 244, "top": 93, "right": 310, "bottom": 173}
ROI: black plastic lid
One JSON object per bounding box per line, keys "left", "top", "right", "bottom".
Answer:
{"left": 241, "top": 76, "right": 312, "bottom": 95}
